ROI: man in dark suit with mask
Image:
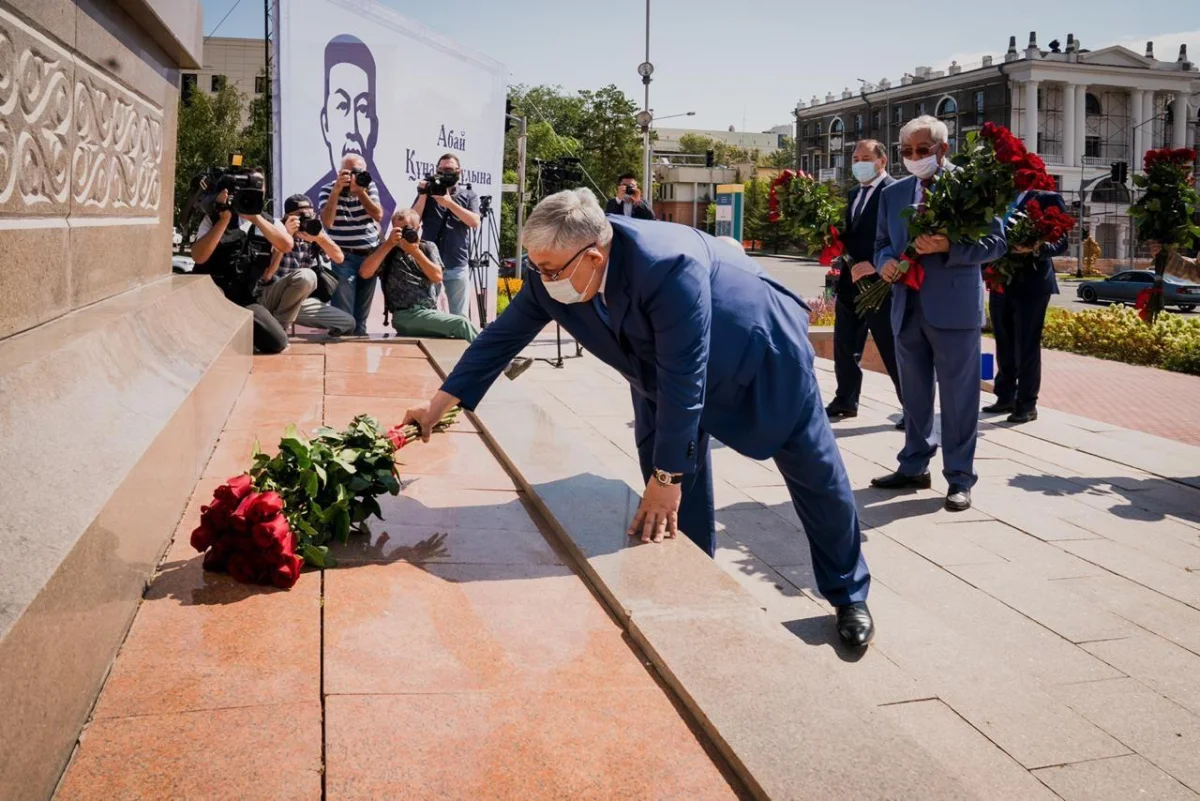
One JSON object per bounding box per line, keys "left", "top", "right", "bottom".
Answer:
{"left": 826, "top": 140, "right": 903, "bottom": 428}
{"left": 982, "top": 189, "right": 1069, "bottom": 424}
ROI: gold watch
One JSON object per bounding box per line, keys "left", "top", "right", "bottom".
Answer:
{"left": 653, "top": 468, "right": 683, "bottom": 487}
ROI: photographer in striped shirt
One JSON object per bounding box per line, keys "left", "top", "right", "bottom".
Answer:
{"left": 320, "top": 153, "right": 384, "bottom": 334}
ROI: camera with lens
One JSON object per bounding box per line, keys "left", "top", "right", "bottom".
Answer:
{"left": 298, "top": 215, "right": 323, "bottom": 237}
{"left": 624, "top": 184, "right": 636, "bottom": 197}
{"left": 400, "top": 226, "right": 419, "bottom": 244}
{"left": 350, "top": 168, "right": 373, "bottom": 188}
{"left": 418, "top": 169, "right": 460, "bottom": 197}
{"left": 198, "top": 165, "right": 265, "bottom": 218}
{"left": 479, "top": 194, "right": 493, "bottom": 215}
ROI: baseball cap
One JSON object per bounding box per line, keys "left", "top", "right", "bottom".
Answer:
{"left": 284, "top": 194, "right": 313, "bottom": 215}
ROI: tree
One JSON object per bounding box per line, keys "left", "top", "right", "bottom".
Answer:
{"left": 742, "top": 178, "right": 771, "bottom": 245}
{"left": 759, "top": 137, "right": 796, "bottom": 170}
{"left": 239, "top": 73, "right": 271, "bottom": 173}
{"left": 677, "top": 133, "right": 754, "bottom": 166}
{"left": 174, "top": 83, "right": 251, "bottom": 224}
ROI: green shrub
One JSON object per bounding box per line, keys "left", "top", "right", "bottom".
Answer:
{"left": 1041, "top": 305, "right": 1200, "bottom": 375}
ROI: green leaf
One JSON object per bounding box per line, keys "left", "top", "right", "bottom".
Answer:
{"left": 302, "top": 470, "right": 319, "bottom": 498}
{"left": 361, "top": 494, "right": 383, "bottom": 520}
{"left": 313, "top": 463, "right": 327, "bottom": 485}
{"left": 334, "top": 459, "right": 358, "bottom": 475}
{"left": 349, "top": 476, "right": 372, "bottom": 493}
{"left": 333, "top": 507, "right": 352, "bottom": 542}
{"left": 380, "top": 474, "right": 401, "bottom": 495}
{"left": 300, "top": 542, "right": 328, "bottom": 568}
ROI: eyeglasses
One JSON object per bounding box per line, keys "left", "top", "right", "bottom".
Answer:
{"left": 899, "top": 144, "right": 941, "bottom": 159}
{"left": 527, "top": 242, "right": 597, "bottom": 282}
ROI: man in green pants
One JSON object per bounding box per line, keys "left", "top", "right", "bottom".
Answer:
{"left": 361, "top": 208, "right": 532, "bottom": 378}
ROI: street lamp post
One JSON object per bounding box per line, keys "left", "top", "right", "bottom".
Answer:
{"left": 638, "top": 0, "right": 653, "bottom": 210}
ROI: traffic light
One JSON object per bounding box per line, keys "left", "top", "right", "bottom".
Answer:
{"left": 705, "top": 150, "right": 714, "bottom": 168}
{"left": 1110, "top": 161, "right": 1128, "bottom": 184}
{"left": 504, "top": 99, "right": 513, "bottom": 133}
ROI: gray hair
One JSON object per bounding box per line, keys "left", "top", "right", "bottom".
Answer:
{"left": 898, "top": 114, "right": 949, "bottom": 145}
{"left": 523, "top": 188, "right": 613, "bottom": 252}
{"left": 341, "top": 153, "right": 366, "bottom": 170}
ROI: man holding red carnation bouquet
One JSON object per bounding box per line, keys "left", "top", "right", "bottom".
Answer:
{"left": 870, "top": 116, "right": 1007, "bottom": 513}
{"left": 982, "top": 187, "right": 1071, "bottom": 424}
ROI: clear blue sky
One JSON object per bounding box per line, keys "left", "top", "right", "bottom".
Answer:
{"left": 202, "top": 0, "right": 1198, "bottom": 132}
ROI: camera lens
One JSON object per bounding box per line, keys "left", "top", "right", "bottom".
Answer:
{"left": 355, "top": 170, "right": 373, "bottom": 188}
{"left": 301, "top": 217, "right": 323, "bottom": 236}
{"left": 401, "top": 226, "right": 419, "bottom": 244}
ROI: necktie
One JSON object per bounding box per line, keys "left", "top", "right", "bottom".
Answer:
{"left": 593, "top": 295, "right": 612, "bottom": 330}
{"left": 918, "top": 177, "right": 934, "bottom": 214}
{"left": 853, "top": 188, "right": 870, "bottom": 224}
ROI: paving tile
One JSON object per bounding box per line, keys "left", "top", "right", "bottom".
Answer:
{"left": 1057, "top": 538, "right": 1200, "bottom": 608}
{"left": 880, "top": 522, "right": 1011, "bottom": 568}
{"left": 393, "top": 431, "right": 518, "bottom": 490}
{"left": 200, "top": 428, "right": 277, "bottom": 481}
{"left": 1033, "top": 754, "right": 1199, "bottom": 801}
{"left": 324, "top": 370, "right": 444, "bottom": 399}
{"left": 948, "top": 561, "right": 1138, "bottom": 644}
{"left": 321, "top": 393, "right": 477, "bottom": 432}
{"left": 323, "top": 341, "right": 429, "bottom": 373}
{"left": 327, "top": 521, "right": 564, "bottom": 566}
{"left": 1061, "top": 508, "right": 1200, "bottom": 566}
{"left": 55, "top": 702, "right": 323, "bottom": 800}
{"left": 90, "top": 565, "right": 320, "bottom": 720}
{"left": 864, "top": 584, "right": 1130, "bottom": 769}
{"left": 325, "top": 691, "right": 738, "bottom": 801}
{"left": 714, "top": 505, "right": 818, "bottom": 569}
{"left": 1056, "top": 573, "right": 1200, "bottom": 656}
{"left": 324, "top": 563, "right": 652, "bottom": 695}
{"left": 250, "top": 353, "right": 325, "bottom": 375}
{"left": 954, "top": 521, "right": 1107, "bottom": 578}
{"left": 868, "top": 534, "right": 1122, "bottom": 686}
{"left": 628, "top": 610, "right": 974, "bottom": 800}
{"left": 223, "top": 390, "right": 323, "bottom": 432}
{"left": 375, "top": 480, "right": 542, "bottom": 534}
{"left": 882, "top": 699, "right": 1060, "bottom": 801}
{"left": 1083, "top": 635, "right": 1200, "bottom": 717}
{"left": 710, "top": 446, "right": 785, "bottom": 488}
{"left": 1055, "top": 678, "right": 1200, "bottom": 793}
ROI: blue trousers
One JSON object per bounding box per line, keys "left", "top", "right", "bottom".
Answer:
{"left": 632, "top": 378, "right": 870, "bottom": 606}
{"left": 332, "top": 252, "right": 379, "bottom": 335}
{"left": 895, "top": 292, "right": 980, "bottom": 489}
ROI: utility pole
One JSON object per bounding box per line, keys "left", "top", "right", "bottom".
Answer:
{"left": 638, "top": 0, "right": 654, "bottom": 210}
{"left": 515, "top": 116, "right": 527, "bottom": 265}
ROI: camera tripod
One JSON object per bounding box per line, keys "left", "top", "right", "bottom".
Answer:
{"left": 467, "top": 199, "right": 503, "bottom": 327}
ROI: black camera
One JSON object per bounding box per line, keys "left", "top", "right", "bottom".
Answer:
{"left": 200, "top": 166, "right": 265, "bottom": 217}
{"left": 297, "top": 214, "right": 323, "bottom": 237}
{"left": 351, "top": 168, "right": 373, "bottom": 188}
{"left": 624, "top": 184, "right": 636, "bottom": 197}
{"left": 419, "top": 169, "right": 460, "bottom": 197}
{"left": 479, "top": 195, "right": 492, "bottom": 214}
{"left": 400, "top": 226, "right": 419, "bottom": 244}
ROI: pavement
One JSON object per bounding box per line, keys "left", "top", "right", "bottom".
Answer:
{"left": 510, "top": 329, "right": 1200, "bottom": 800}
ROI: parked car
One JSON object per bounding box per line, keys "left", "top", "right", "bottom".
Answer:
{"left": 172, "top": 226, "right": 183, "bottom": 248}
{"left": 1076, "top": 270, "right": 1198, "bottom": 312}
{"left": 171, "top": 255, "right": 194, "bottom": 274}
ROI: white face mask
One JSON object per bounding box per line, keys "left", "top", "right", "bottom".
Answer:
{"left": 851, "top": 161, "right": 879, "bottom": 183}
{"left": 544, "top": 255, "right": 600, "bottom": 305}
{"left": 903, "top": 154, "right": 940, "bottom": 180}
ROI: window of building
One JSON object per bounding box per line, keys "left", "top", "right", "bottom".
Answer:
{"left": 871, "top": 110, "right": 881, "bottom": 130}
{"left": 916, "top": 102, "right": 926, "bottom": 117}
{"left": 1036, "top": 89, "right": 1043, "bottom": 110}
{"left": 893, "top": 105, "right": 904, "bottom": 124}
{"left": 813, "top": 154, "right": 822, "bottom": 170}
{"left": 974, "top": 90, "right": 985, "bottom": 125}
{"left": 830, "top": 118, "right": 844, "bottom": 135}
{"left": 1085, "top": 93, "right": 1101, "bottom": 116}
{"left": 255, "top": 75, "right": 267, "bottom": 94}
{"left": 854, "top": 114, "right": 863, "bottom": 133}
{"left": 1165, "top": 101, "right": 1175, "bottom": 125}
{"left": 802, "top": 122, "right": 810, "bottom": 137}
{"left": 816, "top": 122, "right": 823, "bottom": 135}
{"left": 800, "top": 155, "right": 809, "bottom": 171}
{"left": 181, "top": 73, "right": 197, "bottom": 104}
{"left": 211, "top": 74, "right": 226, "bottom": 92}
{"left": 936, "top": 97, "right": 957, "bottom": 118}
{"left": 1084, "top": 135, "right": 1101, "bottom": 158}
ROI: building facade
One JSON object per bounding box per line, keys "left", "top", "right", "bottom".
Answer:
{"left": 655, "top": 126, "right": 784, "bottom": 155}
{"left": 180, "top": 36, "right": 266, "bottom": 121}
{"left": 793, "top": 33, "right": 1199, "bottom": 258}
{"left": 651, "top": 164, "right": 739, "bottom": 227}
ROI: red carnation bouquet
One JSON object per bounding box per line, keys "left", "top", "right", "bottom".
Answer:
{"left": 769, "top": 170, "right": 847, "bottom": 265}
{"left": 1129, "top": 147, "right": 1199, "bottom": 323}
{"left": 983, "top": 199, "right": 1076, "bottom": 292}
{"left": 856, "top": 122, "right": 1055, "bottom": 315}
{"left": 192, "top": 410, "right": 459, "bottom": 589}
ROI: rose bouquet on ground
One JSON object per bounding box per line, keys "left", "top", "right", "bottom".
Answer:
{"left": 1128, "top": 147, "right": 1199, "bottom": 323}
{"left": 983, "top": 199, "right": 1076, "bottom": 292}
{"left": 855, "top": 122, "right": 1055, "bottom": 316}
{"left": 192, "top": 410, "right": 460, "bottom": 588}
{"left": 769, "top": 170, "right": 847, "bottom": 265}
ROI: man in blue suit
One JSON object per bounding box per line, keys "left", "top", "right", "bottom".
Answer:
{"left": 870, "top": 116, "right": 1007, "bottom": 512}
{"left": 827, "top": 139, "right": 903, "bottom": 428}
{"left": 982, "top": 190, "right": 1068, "bottom": 424}
{"left": 403, "top": 188, "right": 875, "bottom": 646}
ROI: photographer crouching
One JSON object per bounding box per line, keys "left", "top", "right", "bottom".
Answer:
{"left": 413, "top": 154, "right": 479, "bottom": 319}
{"left": 259, "top": 195, "right": 357, "bottom": 335}
{"left": 319, "top": 154, "right": 384, "bottom": 335}
{"left": 188, "top": 166, "right": 295, "bottom": 353}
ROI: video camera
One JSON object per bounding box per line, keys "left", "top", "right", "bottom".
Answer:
{"left": 197, "top": 154, "right": 265, "bottom": 218}
{"left": 479, "top": 195, "right": 492, "bottom": 215}
{"left": 534, "top": 157, "right": 584, "bottom": 197}
{"left": 418, "top": 169, "right": 468, "bottom": 197}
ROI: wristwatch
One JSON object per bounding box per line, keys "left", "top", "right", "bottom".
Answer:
{"left": 653, "top": 468, "right": 683, "bottom": 487}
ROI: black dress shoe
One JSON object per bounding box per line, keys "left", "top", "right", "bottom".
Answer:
{"left": 945, "top": 486, "right": 972, "bottom": 512}
{"left": 1007, "top": 409, "right": 1038, "bottom": 424}
{"left": 870, "top": 471, "right": 932, "bottom": 490}
{"left": 826, "top": 404, "right": 858, "bottom": 420}
{"left": 836, "top": 602, "right": 874, "bottom": 647}
{"left": 982, "top": 401, "right": 1015, "bottom": 414}
{"left": 894, "top": 416, "right": 905, "bottom": 430}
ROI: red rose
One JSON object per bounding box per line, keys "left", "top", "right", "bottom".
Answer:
{"left": 202, "top": 540, "right": 232, "bottom": 572}
{"left": 190, "top": 524, "right": 218, "bottom": 552}
{"left": 272, "top": 554, "right": 303, "bottom": 589}
{"left": 252, "top": 514, "right": 291, "bottom": 551}
{"left": 226, "top": 552, "right": 256, "bottom": 584}
{"left": 1021, "top": 153, "right": 1047, "bottom": 172}
{"left": 386, "top": 427, "right": 407, "bottom": 451}
{"left": 214, "top": 474, "right": 254, "bottom": 505}
{"left": 199, "top": 500, "right": 233, "bottom": 531}
{"left": 230, "top": 493, "right": 259, "bottom": 534}
{"left": 246, "top": 491, "right": 284, "bottom": 523}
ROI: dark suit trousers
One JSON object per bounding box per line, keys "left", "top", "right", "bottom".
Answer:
{"left": 990, "top": 291, "right": 1051, "bottom": 413}
{"left": 832, "top": 291, "right": 902, "bottom": 408}
{"left": 633, "top": 379, "right": 870, "bottom": 607}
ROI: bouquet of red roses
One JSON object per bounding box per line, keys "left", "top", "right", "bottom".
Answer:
{"left": 191, "top": 409, "right": 460, "bottom": 589}
{"left": 1129, "top": 147, "right": 1199, "bottom": 323}
{"left": 856, "top": 122, "right": 1055, "bottom": 315}
{"left": 769, "top": 170, "right": 847, "bottom": 265}
{"left": 983, "top": 199, "right": 1077, "bottom": 292}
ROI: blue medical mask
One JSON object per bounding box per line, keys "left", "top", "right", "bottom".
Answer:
{"left": 851, "top": 161, "right": 879, "bottom": 183}
{"left": 544, "top": 258, "right": 601, "bottom": 304}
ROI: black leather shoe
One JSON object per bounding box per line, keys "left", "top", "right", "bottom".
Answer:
{"left": 982, "top": 401, "right": 1015, "bottom": 414}
{"left": 945, "top": 486, "right": 972, "bottom": 512}
{"left": 826, "top": 404, "right": 858, "bottom": 420}
{"left": 870, "top": 471, "right": 931, "bottom": 490}
{"left": 1007, "top": 409, "right": 1038, "bottom": 424}
{"left": 836, "top": 602, "right": 874, "bottom": 647}
{"left": 895, "top": 416, "right": 905, "bottom": 430}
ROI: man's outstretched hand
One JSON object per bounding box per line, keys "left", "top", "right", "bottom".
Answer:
{"left": 628, "top": 479, "right": 682, "bottom": 544}
{"left": 402, "top": 390, "right": 459, "bottom": 443}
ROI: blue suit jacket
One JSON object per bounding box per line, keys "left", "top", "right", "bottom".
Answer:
{"left": 441, "top": 216, "right": 817, "bottom": 473}
{"left": 1004, "top": 190, "right": 1068, "bottom": 297}
{"left": 875, "top": 173, "right": 1007, "bottom": 331}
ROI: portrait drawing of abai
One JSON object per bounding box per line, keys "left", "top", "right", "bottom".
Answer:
{"left": 303, "top": 34, "right": 398, "bottom": 225}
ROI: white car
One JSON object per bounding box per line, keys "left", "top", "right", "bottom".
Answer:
{"left": 172, "top": 226, "right": 183, "bottom": 248}
{"left": 171, "top": 255, "right": 194, "bottom": 273}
